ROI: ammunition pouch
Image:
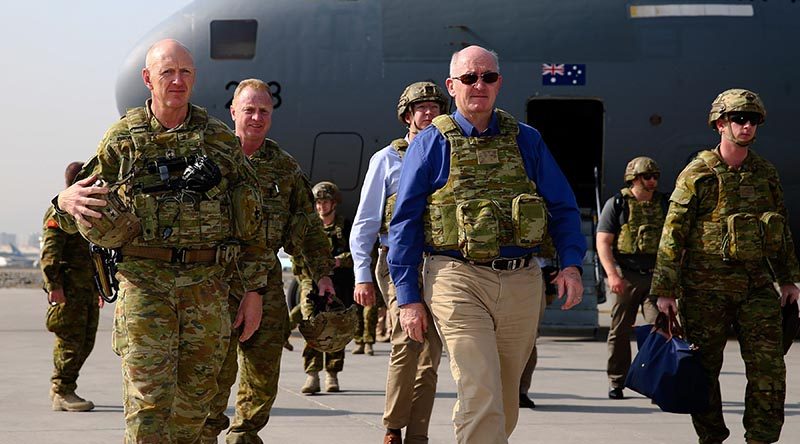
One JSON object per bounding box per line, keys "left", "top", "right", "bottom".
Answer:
{"left": 456, "top": 199, "right": 501, "bottom": 261}
{"left": 720, "top": 212, "right": 785, "bottom": 261}
{"left": 761, "top": 212, "right": 786, "bottom": 257}
{"left": 511, "top": 193, "right": 547, "bottom": 248}
{"left": 617, "top": 223, "right": 662, "bottom": 255}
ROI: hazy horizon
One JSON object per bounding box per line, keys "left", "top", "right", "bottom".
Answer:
{"left": 0, "top": 1, "right": 193, "bottom": 245}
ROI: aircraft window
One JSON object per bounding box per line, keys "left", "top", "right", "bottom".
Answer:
{"left": 210, "top": 20, "right": 258, "bottom": 60}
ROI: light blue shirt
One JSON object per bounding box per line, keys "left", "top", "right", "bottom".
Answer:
{"left": 349, "top": 137, "right": 407, "bottom": 283}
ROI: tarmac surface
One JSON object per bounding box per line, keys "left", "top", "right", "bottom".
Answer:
{"left": 1, "top": 287, "right": 799, "bottom": 443}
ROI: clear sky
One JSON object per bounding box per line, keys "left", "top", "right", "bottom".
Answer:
{"left": 0, "top": 1, "right": 193, "bottom": 245}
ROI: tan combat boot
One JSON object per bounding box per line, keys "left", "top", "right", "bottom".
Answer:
{"left": 301, "top": 372, "right": 320, "bottom": 394}
{"left": 325, "top": 372, "right": 340, "bottom": 392}
{"left": 52, "top": 390, "right": 95, "bottom": 412}
{"left": 352, "top": 343, "right": 365, "bottom": 354}
{"left": 365, "top": 343, "right": 374, "bottom": 356}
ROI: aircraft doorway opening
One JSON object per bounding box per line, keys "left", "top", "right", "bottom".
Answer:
{"left": 526, "top": 98, "right": 603, "bottom": 210}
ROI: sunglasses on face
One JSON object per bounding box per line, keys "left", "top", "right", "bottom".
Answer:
{"left": 727, "top": 112, "right": 763, "bottom": 126}
{"left": 451, "top": 71, "right": 500, "bottom": 85}
{"left": 640, "top": 173, "right": 660, "bottom": 181}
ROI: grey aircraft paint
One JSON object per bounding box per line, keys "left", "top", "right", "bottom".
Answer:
{"left": 114, "top": 0, "right": 800, "bottom": 333}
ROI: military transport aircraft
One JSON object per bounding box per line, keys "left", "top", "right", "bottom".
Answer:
{"left": 113, "top": 0, "right": 800, "bottom": 333}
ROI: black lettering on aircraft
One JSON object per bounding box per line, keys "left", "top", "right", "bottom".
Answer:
{"left": 224, "top": 80, "right": 282, "bottom": 109}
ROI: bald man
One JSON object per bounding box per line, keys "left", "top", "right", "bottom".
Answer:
{"left": 53, "top": 39, "right": 272, "bottom": 443}
{"left": 388, "top": 45, "right": 586, "bottom": 443}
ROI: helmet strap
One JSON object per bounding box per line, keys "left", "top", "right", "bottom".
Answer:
{"left": 722, "top": 119, "right": 755, "bottom": 147}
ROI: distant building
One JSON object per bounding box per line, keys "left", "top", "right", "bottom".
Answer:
{"left": 26, "top": 232, "right": 41, "bottom": 249}
{"left": 0, "top": 232, "right": 17, "bottom": 246}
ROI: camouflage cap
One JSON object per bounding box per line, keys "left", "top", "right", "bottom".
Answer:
{"left": 396, "top": 81, "right": 450, "bottom": 126}
{"left": 298, "top": 294, "right": 358, "bottom": 353}
{"left": 77, "top": 182, "right": 141, "bottom": 249}
{"left": 312, "top": 181, "right": 340, "bottom": 202}
{"left": 624, "top": 156, "right": 660, "bottom": 183}
{"left": 708, "top": 88, "right": 766, "bottom": 129}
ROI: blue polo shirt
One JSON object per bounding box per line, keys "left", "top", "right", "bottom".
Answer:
{"left": 387, "top": 110, "right": 586, "bottom": 306}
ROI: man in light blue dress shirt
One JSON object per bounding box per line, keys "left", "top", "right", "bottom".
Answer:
{"left": 349, "top": 82, "right": 448, "bottom": 444}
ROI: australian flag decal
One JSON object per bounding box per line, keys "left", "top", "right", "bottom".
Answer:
{"left": 542, "top": 63, "right": 586, "bottom": 85}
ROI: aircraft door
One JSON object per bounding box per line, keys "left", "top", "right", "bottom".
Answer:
{"left": 526, "top": 97, "right": 604, "bottom": 336}
{"left": 526, "top": 98, "right": 604, "bottom": 208}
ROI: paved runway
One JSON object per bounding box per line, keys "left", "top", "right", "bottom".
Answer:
{"left": 1, "top": 288, "right": 798, "bottom": 443}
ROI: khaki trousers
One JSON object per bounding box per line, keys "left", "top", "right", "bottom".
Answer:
{"left": 606, "top": 268, "right": 658, "bottom": 388}
{"left": 423, "top": 255, "right": 541, "bottom": 444}
{"left": 376, "top": 248, "right": 442, "bottom": 443}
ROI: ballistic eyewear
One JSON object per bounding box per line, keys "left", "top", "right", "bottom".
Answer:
{"left": 727, "top": 112, "right": 763, "bottom": 126}
{"left": 640, "top": 173, "right": 660, "bottom": 181}
{"left": 451, "top": 71, "right": 500, "bottom": 85}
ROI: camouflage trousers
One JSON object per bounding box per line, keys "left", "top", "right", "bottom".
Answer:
{"left": 299, "top": 279, "right": 345, "bottom": 373}
{"left": 353, "top": 303, "right": 377, "bottom": 345}
{"left": 112, "top": 261, "right": 230, "bottom": 444}
{"left": 606, "top": 269, "right": 659, "bottom": 388}
{"left": 680, "top": 285, "right": 785, "bottom": 444}
{"left": 45, "top": 270, "right": 99, "bottom": 395}
{"left": 203, "top": 263, "right": 290, "bottom": 444}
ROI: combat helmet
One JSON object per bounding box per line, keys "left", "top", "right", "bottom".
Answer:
{"left": 708, "top": 88, "right": 766, "bottom": 129}
{"left": 624, "top": 157, "right": 660, "bottom": 183}
{"left": 312, "top": 181, "right": 341, "bottom": 203}
{"left": 298, "top": 293, "right": 358, "bottom": 353}
{"left": 396, "top": 81, "right": 450, "bottom": 126}
{"left": 77, "top": 181, "right": 141, "bottom": 249}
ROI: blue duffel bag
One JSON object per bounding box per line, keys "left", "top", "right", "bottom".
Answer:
{"left": 625, "top": 310, "right": 709, "bottom": 414}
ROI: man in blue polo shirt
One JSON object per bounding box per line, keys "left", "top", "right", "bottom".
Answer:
{"left": 388, "top": 45, "right": 586, "bottom": 444}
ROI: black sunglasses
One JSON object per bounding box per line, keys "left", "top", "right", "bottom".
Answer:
{"left": 727, "top": 112, "right": 763, "bottom": 126}
{"left": 451, "top": 71, "right": 500, "bottom": 85}
{"left": 640, "top": 173, "right": 660, "bottom": 181}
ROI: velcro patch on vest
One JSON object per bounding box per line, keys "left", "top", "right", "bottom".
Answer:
{"left": 739, "top": 185, "right": 755, "bottom": 198}
{"left": 477, "top": 149, "right": 499, "bottom": 165}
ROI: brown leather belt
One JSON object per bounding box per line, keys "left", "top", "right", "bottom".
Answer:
{"left": 121, "top": 246, "right": 218, "bottom": 263}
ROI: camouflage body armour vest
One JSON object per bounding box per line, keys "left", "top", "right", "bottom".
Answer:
{"left": 123, "top": 106, "right": 249, "bottom": 248}
{"left": 380, "top": 138, "right": 408, "bottom": 235}
{"left": 257, "top": 139, "right": 298, "bottom": 253}
{"left": 616, "top": 188, "right": 666, "bottom": 255}
{"left": 424, "top": 109, "right": 547, "bottom": 261}
{"left": 687, "top": 150, "right": 785, "bottom": 261}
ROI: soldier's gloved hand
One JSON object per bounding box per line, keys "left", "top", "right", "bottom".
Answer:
{"left": 182, "top": 155, "right": 222, "bottom": 193}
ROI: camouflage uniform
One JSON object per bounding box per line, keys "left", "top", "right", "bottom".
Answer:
{"left": 294, "top": 213, "right": 354, "bottom": 373}
{"left": 203, "top": 139, "right": 333, "bottom": 444}
{"left": 40, "top": 207, "right": 99, "bottom": 398}
{"left": 651, "top": 146, "right": 800, "bottom": 443}
{"left": 54, "top": 101, "right": 272, "bottom": 444}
